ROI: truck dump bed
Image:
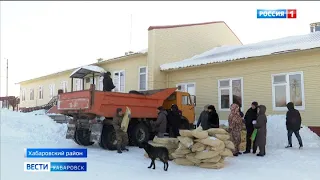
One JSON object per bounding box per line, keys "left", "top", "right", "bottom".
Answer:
{"left": 57, "top": 87, "right": 177, "bottom": 119}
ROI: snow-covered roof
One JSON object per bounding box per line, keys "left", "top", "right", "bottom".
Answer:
{"left": 70, "top": 65, "right": 106, "bottom": 78}
{"left": 160, "top": 32, "right": 320, "bottom": 71}
{"left": 138, "top": 48, "right": 148, "bottom": 54}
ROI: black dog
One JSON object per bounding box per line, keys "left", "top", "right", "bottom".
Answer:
{"left": 139, "top": 141, "right": 169, "bottom": 171}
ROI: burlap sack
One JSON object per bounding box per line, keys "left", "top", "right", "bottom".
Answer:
{"left": 201, "top": 155, "right": 221, "bottom": 163}
{"left": 195, "top": 150, "right": 221, "bottom": 160}
{"left": 200, "top": 137, "right": 223, "bottom": 147}
{"left": 220, "top": 148, "right": 233, "bottom": 157}
{"left": 224, "top": 140, "right": 235, "bottom": 150}
{"left": 179, "top": 130, "right": 193, "bottom": 137}
{"left": 199, "top": 162, "right": 224, "bottom": 169}
{"left": 192, "top": 130, "right": 209, "bottom": 139}
{"left": 149, "top": 142, "right": 178, "bottom": 150}
{"left": 171, "top": 152, "right": 186, "bottom": 158}
{"left": 191, "top": 142, "right": 206, "bottom": 152}
{"left": 174, "top": 158, "right": 195, "bottom": 166}
{"left": 210, "top": 141, "right": 225, "bottom": 151}
{"left": 168, "top": 148, "right": 176, "bottom": 154}
{"left": 174, "top": 148, "right": 191, "bottom": 155}
{"left": 207, "top": 128, "right": 228, "bottom": 136}
{"left": 215, "top": 134, "right": 230, "bottom": 141}
{"left": 239, "top": 142, "right": 246, "bottom": 151}
{"left": 153, "top": 137, "right": 179, "bottom": 145}
{"left": 177, "top": 136, "right": 194, "bottom": 148}
{"left": 186, "top": 153, "right": 201, "bottom": 164}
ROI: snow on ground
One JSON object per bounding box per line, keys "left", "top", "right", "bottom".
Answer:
{"left": 1, "top": 109, "right": 320, "bottom": 180}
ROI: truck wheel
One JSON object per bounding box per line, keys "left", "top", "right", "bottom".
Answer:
{"left": 100, "top": 125, "right": 117, "bottom": 150}
{"left": 73, "top": 129, "right": 81, "bottom": 145}
{"left": 130, "top": 123, "right": 150, "bottom": 146}
{"left": 75, "top": 129, "right": 94, "bottom": 146}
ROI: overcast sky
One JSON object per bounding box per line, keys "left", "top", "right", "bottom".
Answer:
{"left": 1, "top": 1, "right": 319, "bottom": 97}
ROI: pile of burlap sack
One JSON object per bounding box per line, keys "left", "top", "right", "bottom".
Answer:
{"left": 220, "top": 124, "right": 247, "bottom": 151}
{"left": 171, "top": 127, "right": 235, "bottom": 169}
{"left": 143, "top": 136, "right": 180, "bottom": 160}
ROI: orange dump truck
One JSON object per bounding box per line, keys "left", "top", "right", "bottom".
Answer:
{"left": 58, "top": 84, "right": 196, "bottom": 150}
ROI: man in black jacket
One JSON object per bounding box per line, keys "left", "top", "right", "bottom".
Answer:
{"left": 103, "top": 72, "right": 116, "bottom": 92}
{"left": 243, "top": 101, "right": 258, "bottom": 154}
{"left": 285, "top": 102, "right": 303, "bottom": 149}
{"left": 208, "top": 105, "right": 220, "bottom": 128}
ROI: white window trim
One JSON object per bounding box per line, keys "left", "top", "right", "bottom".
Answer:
{"left": 218, "top": 77, "right": 244, "bottom": 111}
{"left": 113, "top": 70, "right": 126, "bottom": 93}
{"left": 271, "top": 71, "right": 305, "bottom": 111}
{"left": 138, "top": 66, "right": 148, "bottom": 91}
{"left": 38, "top": 86, "right": 43, "bottom": 99}
{"left": 49, "top": 84, "right": 55, "bottom": 98}
{"left": 61, "top": 81, "right": 68, "bottom": 93}
{"left": 21, "top": 88, "right": 26, "bottom": 101}
{"left": 29, "top": 88, "right": 34, "bottom": 101}
{"left": 176, "top": 82, "right": 196, "bottom": 95}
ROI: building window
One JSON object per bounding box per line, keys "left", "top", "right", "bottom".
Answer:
{"left": 218, "top": 78, "right": 243, "bottom": 111}
{"left": 74, "top": 79, "right": 83, "bottom": 91}
{"left": 113, "top": 70, "right": 125, "bottom": 92}
{"left": 272, "top": 72, "right": 305, "bottom": 111}
{"left": 176, "top": 82, "right": 196, "bottom": 104}
{"left": 139, "top": 66, "right": 147, "bottom": 91}
{"left": 99, "top": 76, "right": 103, "bottom": 91}
{"left": 21, "top": 89, "right": 26, "bottom": 101}
{"left": 39, "top": 86, "right": 43, "bottom": 99}
{"left": 49, "top": 84, "right": 55, "bottom": 98}
{"left": 61, "top": 81, "right": 68, "bottom": 93}
{"left": 29, "top": 89, "right": 34, "bottom": 100}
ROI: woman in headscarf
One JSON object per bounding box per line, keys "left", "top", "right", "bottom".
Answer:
{"left": 167, "top": 104, "right": 181, "bottom": 138}
{"left": 228, "top": 103, "right": 243, "bottom": 156}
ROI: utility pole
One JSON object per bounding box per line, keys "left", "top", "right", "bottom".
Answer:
{"left": 6, "top": 58, "right": 8, "bottom": 97}
{"left": 129, "top": 14, "right": 133, "bottom": 52}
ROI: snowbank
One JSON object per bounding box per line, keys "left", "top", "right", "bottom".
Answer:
{"left": 266, "top": 115, "right": 320, "bottom": 148}
{"left": 220, "top": 115, "right": 320, "bottom": 149}
{"left": 0, "top": 109, "right": 67, "bottom": 145}
{"left": 27, "top": 109, "right": 47, "bottom": 115}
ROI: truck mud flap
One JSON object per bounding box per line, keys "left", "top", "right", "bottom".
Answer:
{"left": 90, "top": 123, "right": 103, "bottom": 144}
{"left": 66, "top": 123, "right": 76, "bottom": 139}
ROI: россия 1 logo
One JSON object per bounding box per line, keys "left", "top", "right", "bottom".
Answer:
{"left": 257, "top": 9, "right": 297, "bottom": 19}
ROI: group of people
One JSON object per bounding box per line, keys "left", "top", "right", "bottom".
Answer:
{"left": 111, "top": 104, "right": 182, "bottom": 154}
{"left": 196, "top": 101, "right": 303, "bottom": 157}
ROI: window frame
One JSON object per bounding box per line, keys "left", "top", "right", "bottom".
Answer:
{"left": 138, "top": 66, "right": 148, "bottom": 91}
{"left": 38, "top": 86, "right": 44, "bottom": 99}
{"left": 61, "top": 81, "right": 68, "bottom": 93}
{"left": 29, "top": 88, "right": 34, "bottom": 101}
{"left": 21, "top": 88, "right": 26, "bottom": 101}
{"left": 217, "top": 77, "right": 244, "bottom": 111}
{"left": 271, "top": 71, "right": 305, "bottom": 111}
{"left": 113, "top": 70, "right": 126, "bottom": 93}
{"left": 49, "top": 84, "right": 55, "bottom": 99}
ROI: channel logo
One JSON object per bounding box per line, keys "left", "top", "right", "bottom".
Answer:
{"left": 24, "top": 162, "right": 87, "bottom": 172}
{"left": 257, "top": 9, "right": 297, "bottom": 19}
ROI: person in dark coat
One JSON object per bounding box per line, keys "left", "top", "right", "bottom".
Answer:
{"left": 167, "top": 104, "right": 181, "bottom": 138}
{"left": 285, "top": 102, "right": 303, "bottom": 149}
{"left": 150, "top": 106, "right": 168, "bottom": 138}
{"left": 252, "top": 105, "right": 267, "bottom": 157}
{"left": 207, "top": 105, "right": 220, "bottom": 128}
{"left": 243, "top": 101, "right": 259, "bottom": 154}
{"left": 103, "top": 72, "right": 116, "bottom": 92}
{"left": 197, "top": 104, "right": 210, "bottom": 129}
